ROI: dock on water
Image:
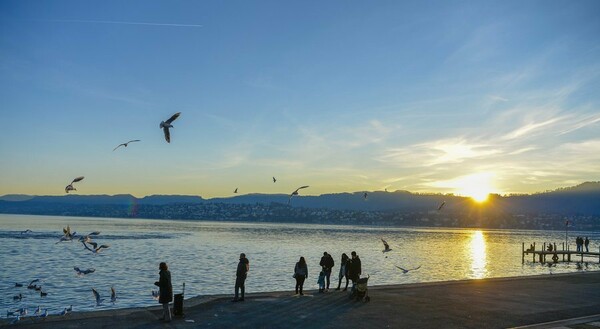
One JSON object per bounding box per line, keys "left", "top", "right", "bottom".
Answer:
{"left": 522, "top": 242, "right": 600, "bottom": 264}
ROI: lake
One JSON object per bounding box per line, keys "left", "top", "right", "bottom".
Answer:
{"left": 1, "top": 214, "right": 599, "bottom": 316}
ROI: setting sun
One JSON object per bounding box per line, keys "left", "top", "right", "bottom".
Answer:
{"left": 455, "top": 173, "right": 495, "bottom": 203}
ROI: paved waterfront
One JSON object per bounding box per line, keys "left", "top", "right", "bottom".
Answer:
{"left": 2, "top": 272, "right": 600, "bottom": 329}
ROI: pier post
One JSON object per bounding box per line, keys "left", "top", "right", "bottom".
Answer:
{"left": 533, "top": 242, "right": 536, "bottom": 263}
{"left": 562, "top": 243, "right": 565, "bottom": 261}
{"left": 522, "top": 242, "right": 525, "bottom": 264}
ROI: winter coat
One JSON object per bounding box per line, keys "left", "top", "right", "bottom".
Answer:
{"left": 237, "top": 258, "right": 249, "bottom": 278}
{"left": 295, "top": 262, "right": 308, "bottom": 278}
{"left": 319, "top": 254, "right": 335, "bottom": 270}
{"left": 348, "top": 257, "right": 362, "bottom": 281}
{"left": 154, "top": 269, "right": 173, "bottom": 304}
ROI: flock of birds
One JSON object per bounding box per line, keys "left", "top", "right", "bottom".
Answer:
{"left": 7, "top": 111, "right": 451, "bottom": 323}
{"left": 7, "top": 226, "right": 121, "bottom": 324}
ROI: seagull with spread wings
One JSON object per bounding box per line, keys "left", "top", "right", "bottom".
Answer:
{"left": 234, "top": 188, "right": 238, "bottom": 194}
{"left": 92, "top": 288, "right": 104, "bottom": 306}
{"left": 160, "top": 112, "right": 181, "bottom": 143}
{"left": 395, "top": 265, "right": 421, "bottom": 274}
{"left": 82, "top": 240, "right": 110, "bottom": 254}
{"left": 65, "top": 176, "right": 84, "bottom": 193}
{"left": 437, "top": 201, "right": 446, "bottom": 211}
{"left": 273, "top": 177, "right": 277, "bottom": 183}
{"left": 381, "top": 238, "right": 392, "bottom": 253}
{"left": 288, "top": 186, "right": 309, "bottom": 204}
{"left": 113, "top": 140, "right": 140, "bottom": 151}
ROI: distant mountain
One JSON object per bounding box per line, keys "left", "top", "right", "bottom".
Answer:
{"left": 1, "top": 182, "right": 599, "bottom": 216}
{"left": 0, "top": 194, "right": 34, "bottom": 202}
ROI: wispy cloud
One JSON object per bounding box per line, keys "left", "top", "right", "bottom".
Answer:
{"left": 501, "top": 116, "right": 566, "bottom": 140}
{"left": 36, "top": 19, "right": 204, "bottom": 28}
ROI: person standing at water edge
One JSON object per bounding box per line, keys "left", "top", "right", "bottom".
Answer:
{"left": 294, "top": 256, "right": 308, "bottom": 295}
{"left": 319, "top": 252, "right": 334, "bottom": 291}
{"left": 154, "top": 262, "right": 173, "bottom": 322}
{"left": 584, "top": 237, "right": 589, "bottom": 252}
{"left": 348, "top": 251, "right": 362, "bottom": 291}
{"left": 336, "top": 253, "right": 350, "bottom": 291}
{"left": 233, "top": 253, "right": 249, "bottom": 302}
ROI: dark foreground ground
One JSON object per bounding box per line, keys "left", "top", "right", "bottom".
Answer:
{"left": 2, "top": 272, "right": 600, "bottom": 329}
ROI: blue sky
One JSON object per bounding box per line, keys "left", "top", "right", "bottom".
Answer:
{"left": 1, "top": 0, "right": 599, "bottom": 198}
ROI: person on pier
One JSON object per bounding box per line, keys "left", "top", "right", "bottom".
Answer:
{"left": 584, "top": 237, "right": 589, "bottom": 252}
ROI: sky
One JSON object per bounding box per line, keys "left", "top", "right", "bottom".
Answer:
{"left": 1, "top": 0, "right": 599, "bottom": 199}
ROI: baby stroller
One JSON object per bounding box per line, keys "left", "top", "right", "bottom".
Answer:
{"left": 350, "top": 275, "right": 370, "bottom": 302}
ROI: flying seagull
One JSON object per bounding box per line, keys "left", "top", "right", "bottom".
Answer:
{"left": 74, "top": 267, "right": 96, "bottom": 275}
{"left": 381, "top": 238, "right": 392, "bottom": 253}
{"left": 272, "top": 177, "right": 277, "bottom": 183}
{"left": 92, "top": 288, "right": 105, "bottom": 306}
{"left": 160, "top": 112, "right": 181, "bottom": 143}
{"left": 57, "top": 225, "right": 77, "bottom": 243}
{"left": 82, "top": 240, "right": 110, "bottom": 254}
{"left": 113, "top": 140, "right": 141, "bottom": 151}
{"left": 78, "top": 231, "right": 101, "bottom": 243}
{"left": 395, "top": 265, "right": 422, "bottom": 274}
{"left": 437, "top": 201, "right": 446, "bottom": 211}
{"left": 65, "top": 176, "right": 84, "bottom": 193}
{"left": 28, "top": 279, "right": 40, "bottom": 289}
{"left": 288, "top": 186, "right": 309, "bottom": 204}
{"left": 363, "top": 192, "right": 368, "bottom": 200}
{"left": 234, "top": 188, "right": 238, "bottom": 194}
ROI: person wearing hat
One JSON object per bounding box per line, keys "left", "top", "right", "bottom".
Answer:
{"left": 232, "top": 253, "right": 249, "bottom": 302}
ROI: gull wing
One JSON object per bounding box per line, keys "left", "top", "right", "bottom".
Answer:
{"left": 113, "top": 144, "right": 125, "bottom": 151}
{"left": 88, "top": 241, "right": 98, "bottom": 249}
{"left": 92, "top": 288, "right": 101, "bottom": 303}
{"left": 381, "top": 238, "right": 390, "bottom": 250}
{"left": 98, "top": 245, "right": 110, "bottom": 251}
{"left": 437, "top": 201, "right": 446, "bottom": 211}
{"left": 74, "top": 267, "right": 81, "bottom": 273}
{"left": 127, "top": 139, "right": 141, "bottom": 144}
{"left": 273, "top": 177, "right": 276, "bottom": 183}
{"left": 72, "top": 176, "right": 84, "bottom": 183}
{"left": 88, "top": 231, "right": 101, "bottom": 236}
{"left": 408, "top": 265, "right": 422, "bottom": 271}
{"left": 395, "top": 265, "right": 407, "bottom": 272}
{"left": 298, "top": 185, "right": 309, "bottom": 190}
{"left": 163, "top": 127, "right": 171, "bottom": 143}
{"left": 82, "top": 241, "right": 93, "bottom": 252}
{"left": 165, "top": 112, "right": 181, "bottom": 124}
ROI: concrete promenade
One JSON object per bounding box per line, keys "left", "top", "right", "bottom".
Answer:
{"left": 2, "top": 272, "right": 600, "bottom": 329}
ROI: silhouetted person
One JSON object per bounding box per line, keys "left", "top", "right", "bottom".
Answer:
{"left": 575, "top": 237, "right": 581, "bottom": 252}
{"left": 547, "top": 243, "right": 553, "bottom": 252}
{"left": 318, "top": 269, "right": 326, "bottom": 293}
{"left": 319, "top": 252, "right": 334, "bottom": 291}
{"left": 348, "top": 251, "right": 361, "bottom": 291}
{"left": 584, "top": 237, "right": 589, "bottom": 252}
{"left": 336, "top": 253, "right": 350, "bottom": 291}
{"left": 294, "top": 256, "right": 308, "bottom": 295}
{"left": 154, "top": 262, "right": 173, "bottom": 322}
{"left": 232, "top": 253, "right": 249, "bottom": 302}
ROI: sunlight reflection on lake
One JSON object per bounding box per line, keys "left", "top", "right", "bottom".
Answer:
{"left": 469, "top": 230, "right": 487, "bottom": 279}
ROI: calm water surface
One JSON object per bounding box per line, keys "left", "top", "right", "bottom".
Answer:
{"left": 1, "top": 214, "right": 599, "bottom": 316}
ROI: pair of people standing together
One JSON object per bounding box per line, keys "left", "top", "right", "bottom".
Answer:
{"left": 294, "top": 251, "right": 361, "bottom": 295}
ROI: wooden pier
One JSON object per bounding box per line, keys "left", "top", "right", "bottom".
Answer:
{"left": 522, "top": 242, "right": 600, "bottom": 264}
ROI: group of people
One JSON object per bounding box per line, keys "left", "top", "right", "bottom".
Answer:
{"left": 152, "top": 251, "right": 361, "bottom": 321}
{"left": 294, "top": 251, "right": 362, "bottom": 295}
{"left": 575, "top": 236, "right": 590, "bottom": 252}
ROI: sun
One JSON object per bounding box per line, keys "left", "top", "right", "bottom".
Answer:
{"left": 455, "top": 173, "right": 494, "bottom": 203}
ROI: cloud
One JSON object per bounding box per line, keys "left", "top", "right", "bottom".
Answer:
{"left": 36, "top": 19, "right": 204, "bottom": 28}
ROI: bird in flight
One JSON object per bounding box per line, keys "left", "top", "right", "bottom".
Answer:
{"left": 92, "top": 288, "right": 105, "bottom": 306}
{"left": 65, "top": 176, "right": 84, "bottom": 193}
{"left": 437, "top": 201, "right": 446, "bottom": 211}
{"left": 111, "top": 287, "right": 117, "bottom": 304}
{"left": 57, "top": 225, "right": 77, "bottom": 243}
{"left": 273, "top": 177, "right": 277, "bottom": 183}
{"left": 381, "top": 238, "right": 392, "bottom": 253}
{"left": 82, "top": 240, "right": 110, "bottom": 254}
{"left": 74, "top": 267, "right": 96, "bottom": 275}
{"left": 395, "top": 265, "right": 422, "bottom": 274}
{"left": 160, "top": 112, "right": 181, "bottom": 143}
{"left": 20, "top": 229, "right": 33, "bottom": 234}
{"left": 363, "top": 192, "right": 368, "bottom": 200}
{"left": 113, "top": 140, "right": 140, "bottom": 151}
{"left": 234, "top": 188, "right": 238, "bottom": 194}
{"left": 288, "top": 186, "right": 309, "bottom": 204}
